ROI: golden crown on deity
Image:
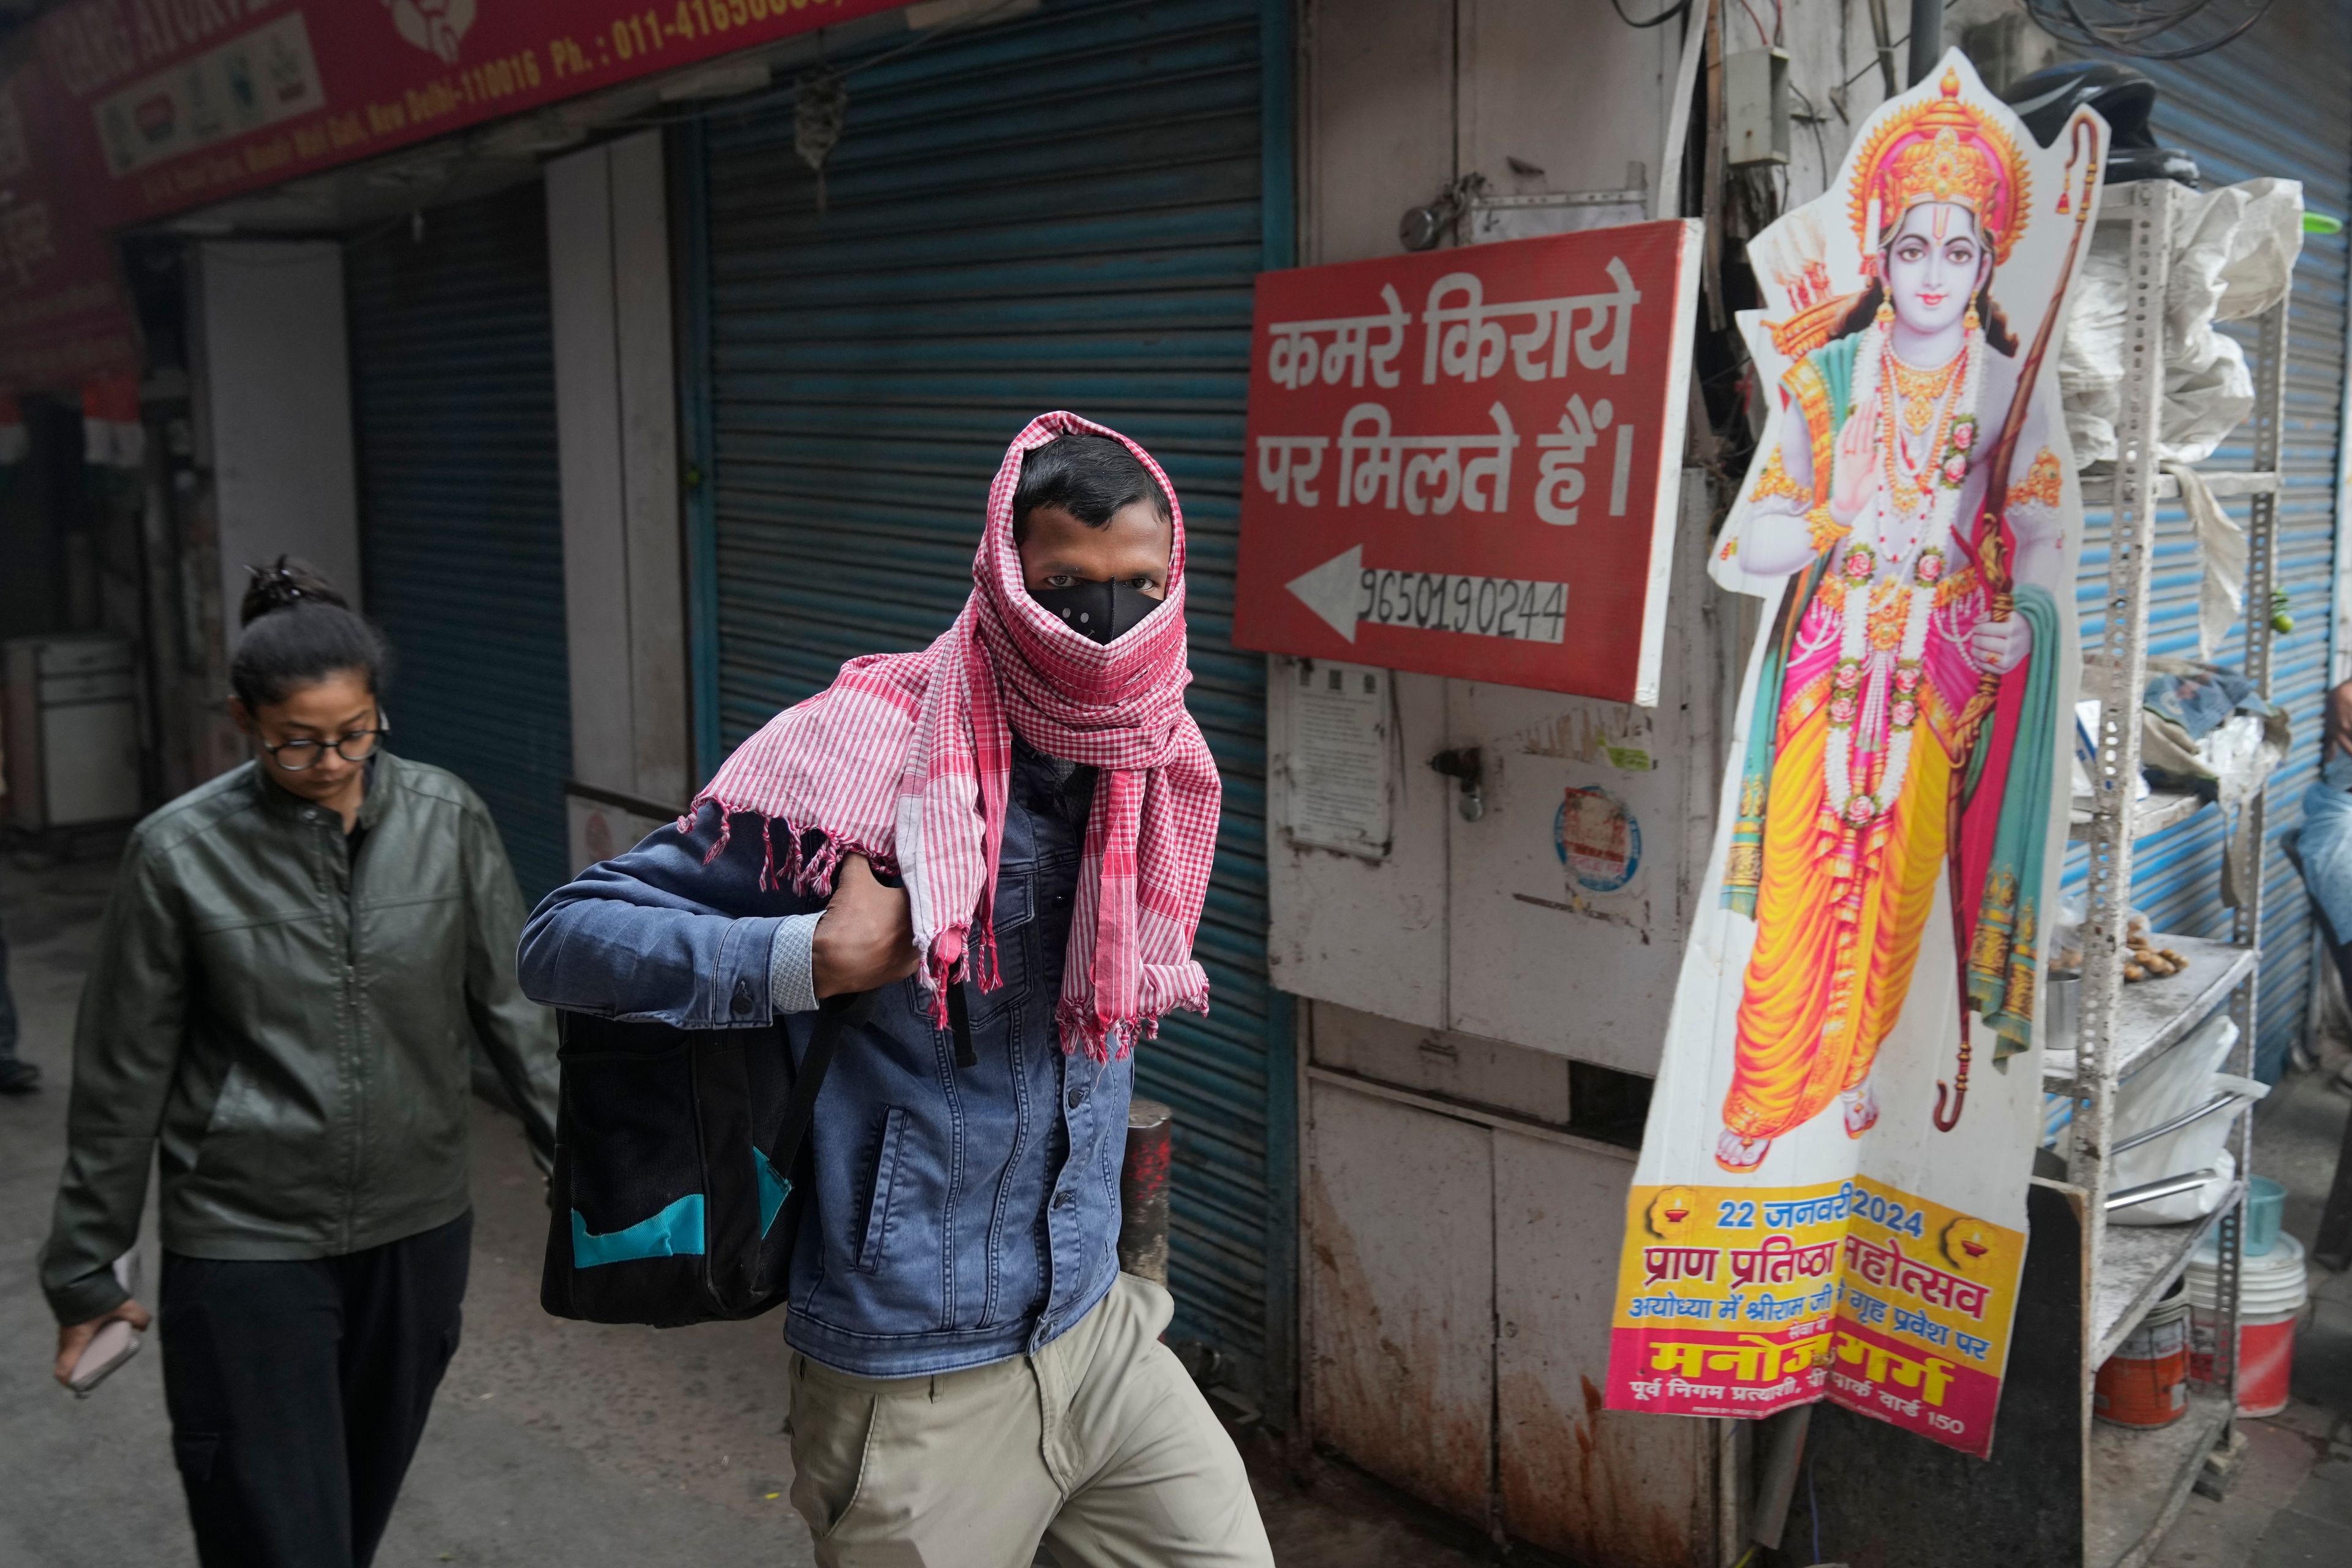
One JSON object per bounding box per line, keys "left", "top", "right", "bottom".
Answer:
{"left": 1848, "top": 67, "right": 2031, "bottom": 268}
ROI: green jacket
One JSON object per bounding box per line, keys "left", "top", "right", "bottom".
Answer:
{"left": 41, "top": 752, "right": 559, "bottom": 1325}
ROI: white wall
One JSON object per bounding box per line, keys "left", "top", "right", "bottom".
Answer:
{"left": 194, "top": 241, "right": 361, "bottom": 621}
{"left": 548, "top": 130, "right": 691, "bottom": 853}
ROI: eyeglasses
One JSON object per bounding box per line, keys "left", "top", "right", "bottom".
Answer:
{"left": 260, "top": 712, "right": 390, "bottom": 772}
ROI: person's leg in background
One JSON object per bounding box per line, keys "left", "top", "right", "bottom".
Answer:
{"left": 159, "top": 1252, "right": 355, "bottom": 1568}
{"left": 0, "top": 919, "right": 37, "bottom": 1093}
{"left": 340, "top": 1211, "right": 472, "bottom": 1567}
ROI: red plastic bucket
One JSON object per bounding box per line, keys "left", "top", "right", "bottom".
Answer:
{"left": 2236, "top": 1311, "right": 2299, "bottom": 1417}
{"left": 2188, "top": 1307, "right": 2305, "bottom": 1414}
{"left": 2186, "top": 1232, "right": 2308, "bottom": 1414}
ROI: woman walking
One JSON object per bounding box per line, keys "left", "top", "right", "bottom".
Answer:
{"left": 40, "top": 560, "right": 559, "bottom": 1568}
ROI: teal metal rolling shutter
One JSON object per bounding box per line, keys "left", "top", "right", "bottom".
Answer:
{"left": 2060, "top": 9, "right": 2352, "bottom": 1080}
{"left": 685, "top": 0, "right": 1292, "bottom": 1401}
{"left": 348, "top": 185, "right": 572, "bottom": 901}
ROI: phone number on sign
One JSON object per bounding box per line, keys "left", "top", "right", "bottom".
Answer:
{"left": 554, "top": 0, "right": 858, "bottom": 78}
{"left": 1359, "top": 569, "right": 1568, "bottom": 643}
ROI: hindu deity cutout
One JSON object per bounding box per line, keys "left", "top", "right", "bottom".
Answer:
{"left": 1606, "top": 55, "right": 2105, "bottom": 1457}
{"left": 1709, "top": 62, "right": 2090, "bottom": 1172}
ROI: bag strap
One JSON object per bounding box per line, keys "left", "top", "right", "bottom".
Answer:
{"left": 766, "top": 989, "right": 877, "bottom": 1181}
{"left": 946, "top": 980, "right": 978, "bottom": 1069}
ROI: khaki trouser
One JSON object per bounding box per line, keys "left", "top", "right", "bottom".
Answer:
{"left": 786, "top": 1273, "right": 1274, "bottom": 1568}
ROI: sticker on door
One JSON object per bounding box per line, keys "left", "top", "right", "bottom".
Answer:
{"left": 1556, "top": 786, "right": 1639, "bottom": 893}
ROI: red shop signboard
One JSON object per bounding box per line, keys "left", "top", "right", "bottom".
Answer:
{"left": 1, "top": 0, "right": 909, "bottom": 393}
{"left": 1233, "top": 221, "right": 1702, "bottom": 704}
{"left": 34, "top": 0, "right": 909, "bottom": 228}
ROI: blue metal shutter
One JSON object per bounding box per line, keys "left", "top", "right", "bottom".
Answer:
{"left": 685, "top": 0, "right": 1291, "bottom": 1401}
{"left": 347, "top": 184, "right": 573, "bottom": 902}
{"left": 2060, "top": 9, "right": 2352, "bottom": 1080}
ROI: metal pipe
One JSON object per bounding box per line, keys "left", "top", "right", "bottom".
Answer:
{"left": 1909, "top": 0, "right": 1942, "bottom": 85}
{"left": 1867, "top": 0, "right": 1900, "bottom": 99}
{"left": 2111, "top": 1093, "right": 2244, "bottom": 1155}
{"left": 2104, "top": 1169, "right": 2219, "bottom": 1212}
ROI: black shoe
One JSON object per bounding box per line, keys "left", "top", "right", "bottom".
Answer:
{"left": 0, "top": 1060, "right": 40, "bottom": 1095}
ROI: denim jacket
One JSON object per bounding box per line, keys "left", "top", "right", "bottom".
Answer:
{"left": 518, "top": 741, "right": 1129, "bottom": 1376}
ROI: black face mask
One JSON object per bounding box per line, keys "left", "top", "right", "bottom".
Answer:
{"left": 1031, "top": 579, "right": 1164, "bottom": 645}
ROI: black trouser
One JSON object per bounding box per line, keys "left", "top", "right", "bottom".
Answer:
{"left": 0, "top": 919, "right": 19, "bottom": 1059}
{"left": 159, "top": 1212, "right": 472, "bottom": 1568}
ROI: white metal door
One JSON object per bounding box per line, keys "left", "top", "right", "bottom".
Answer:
{"left": 1494, "top": 1129, "right": 1717, "bottom": 1562}
{"left": 1442, "top": 473, "right": 1727, "bottom": 1068}
{"left": 1306, "top": 1080, "right": 1494, "bottom": 1522}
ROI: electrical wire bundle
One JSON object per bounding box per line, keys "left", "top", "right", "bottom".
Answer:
{"left": 2024, "top": 0, "right": 2277, "bottom": 60}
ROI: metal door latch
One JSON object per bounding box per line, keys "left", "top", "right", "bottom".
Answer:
{"left": 1429, "top": 747, "right": 1485, "bottom": 821}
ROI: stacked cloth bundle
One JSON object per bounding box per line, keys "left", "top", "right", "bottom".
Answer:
{"left": 687, "top": 411, "right": 1223, "bottom": 1061}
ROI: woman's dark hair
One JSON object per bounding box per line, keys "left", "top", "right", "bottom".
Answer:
{"left": 230, "top": 556, "right": 390, "bottom": 710}
{"left": 1012, "top": 433, "right": 1171, "bottom": 545}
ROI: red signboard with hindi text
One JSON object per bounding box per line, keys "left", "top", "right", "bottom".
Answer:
{"left": 1234, "top": 221, "right": 1702, "bottom": 704}
{"left": 0, "top": 0, "right": 909, "bottom": 393}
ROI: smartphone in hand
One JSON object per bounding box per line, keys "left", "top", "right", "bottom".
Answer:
{"left": 67, "top": 1319, "right": 141, "bottom": 1397}
{"left": 67, "top": 1251, "right": 143, "bottom": 1398}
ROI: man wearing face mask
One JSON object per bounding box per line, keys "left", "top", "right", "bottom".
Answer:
{"left": 519, "top": 415, "right": 1272, "bottom": 1567}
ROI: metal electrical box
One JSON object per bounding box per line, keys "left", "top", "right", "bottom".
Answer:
{"left": 1725, "top": 47, "right": 1793, "bottom": 168}
{"left": 4, "top": 636, "right": 143, "bottom": 830}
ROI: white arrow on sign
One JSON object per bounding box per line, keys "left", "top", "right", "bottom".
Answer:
{"left": 1284, "top": 546, "right": 1569, "bottom": 646}
{"left": 1285, "top": 545, "right": 1365, "bottom": 641}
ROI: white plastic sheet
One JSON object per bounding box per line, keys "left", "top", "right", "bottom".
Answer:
{"left": 2109, "top": 1014, "right": 2269, "bottom": 1225}
{"left": 2165, "top": 461, "right": 2246, "bottom": 658}
{"left": 2059, "top": 179, "right": 2306, "bottom": 467}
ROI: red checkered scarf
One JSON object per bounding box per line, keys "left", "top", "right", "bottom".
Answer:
{"left": 687, "top": 412, "right": 1220, "bottom": 1060}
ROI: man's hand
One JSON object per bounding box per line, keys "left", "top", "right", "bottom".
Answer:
{"left": 1829, "top": 394, "right": 1882, "bottom": 528}
{"left": 55, "top": 1299, "right": 151, "bottom": 1387}
{"left": 1970, "top": 615, "right": 2033, "bottom": 676}
{"left": 812, "top": 854, "right": 919, "bottom": 999}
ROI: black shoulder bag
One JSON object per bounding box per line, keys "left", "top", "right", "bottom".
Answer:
{"left": 540, "top": 990, "right": 873, "bottom": 1328}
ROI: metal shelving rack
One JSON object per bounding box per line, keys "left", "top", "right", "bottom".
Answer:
{"left": 2062, "top": 175, "right": 2288, "bottom": 1568}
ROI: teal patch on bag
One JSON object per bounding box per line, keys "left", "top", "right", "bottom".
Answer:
{"left": 755, "top": 1147, "right": 791, "bottom": 1240}
{"left": 571, "top": 1193, "right": 706, "bottom": 1267}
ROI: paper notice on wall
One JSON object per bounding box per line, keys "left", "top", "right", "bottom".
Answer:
{"left": 1284, "top": 660, "right": 1392, "bottom": 859}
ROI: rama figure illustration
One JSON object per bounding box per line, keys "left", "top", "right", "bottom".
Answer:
{"left": 1712, "top": 72, "right": 2082, "bottom": 1174}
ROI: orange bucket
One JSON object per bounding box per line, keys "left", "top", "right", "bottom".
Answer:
{"left": 2095, "top": 1297, "right": 2190, "bottom": 1428}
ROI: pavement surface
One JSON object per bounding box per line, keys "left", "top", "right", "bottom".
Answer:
{"left": 0, "top": 837, "right": 1487, "bottom": 1568}
{"left": 2149, "top": 1039, "right": 2352, "bottom": 1568}
{"left": 36, "top": 804, "right": 2349, "bottom": 1568}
